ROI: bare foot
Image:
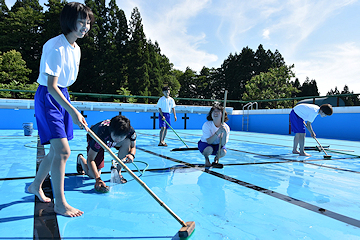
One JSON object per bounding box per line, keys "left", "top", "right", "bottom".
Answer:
{"left": 28, "top": 184, "right": 51, "bottom": 203}
{"left": 299, "top": 152, "right": 311, "bottom": 156}
{"left": 204, "top": 156, "right": 211, "bottom": 167}
{"left": 54, "top": 203, "right": 83, "bottom": 217}
{"left": 292, "top": 150, "right": 300, "bottom": 154}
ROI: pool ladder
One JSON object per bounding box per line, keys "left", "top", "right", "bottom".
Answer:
{"left": 242, "top": 102, "right": 258, "bottom": 131}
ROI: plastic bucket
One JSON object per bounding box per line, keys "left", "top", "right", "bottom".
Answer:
{"left": 23, "top": 122, "right": 34, "bottom": 136}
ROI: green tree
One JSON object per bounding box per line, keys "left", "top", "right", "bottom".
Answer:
{"left": 177, "top": 67, "right": 197, "bottom": 103}
{"left": 127, "top": 7, "right": 150, "bottom": 99}
{"left": 0, "top": 50, "right": 36, "bottom": 98}
{"left": 147, "top": 40, "right": 162, "bottom": 98}
{"left": 0, "top": 50, "right": 31, "bottom": 84}
{"left": 114, "top": 7, "right": 130, "bottom": 90}
{"left": 0, "top": 2, "right": 44, "bottom": 82}
{"left": 327, "top": 85, "right": 360, "bottom": 106}
{"left": 42, "top": 0, "right": 64, "bottom": 44}
{"left": 243, "top": 65, "right": 299, "bottom": 108}
{"left": 0, "top": 0, "right": 9, "bottom": 19}
{"left": 298, "top": 77, "right": 319, "bottom": 97}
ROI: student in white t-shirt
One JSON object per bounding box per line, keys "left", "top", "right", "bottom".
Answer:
{"left": 156, "top": 86, "right": 177, "bottom": 146}
{"left": 198, "top": 104, "right": 230, "bottom": 167}
{"left": 27, "top": 2, "right": 94, "bottom": 217}
{"left": 290, "top": 103, "right": 333, "bottom": 156}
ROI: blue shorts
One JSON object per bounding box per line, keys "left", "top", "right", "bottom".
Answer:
{"left": 198, "top": 141, "right": 226, "bottom": 155}
{"left": 34, "top": 85, "right": 74, "bottom": 145}
{"left": 290, "top": 109, "right": 305, "bottom": 133}
{"left": 159, "top": 113, "right": 171, "bottom": 129}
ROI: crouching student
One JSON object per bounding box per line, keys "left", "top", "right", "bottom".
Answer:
{"left": 77, "top": 115, "right": 136, "bottom": 192}
{"left": 198, "top": 104, "right": 230, "bottom": 168}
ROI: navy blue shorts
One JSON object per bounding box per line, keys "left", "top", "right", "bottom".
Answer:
{"left": 159, "top": 113, "right": 171, "bottom": 129}
{"left": 290, "top": 109, "right": 305, "bottom": 133}
{"left": 34, "top": 85, "right": 74, "bottom": 145}
{"left": 198, "top": 141, "right": 226, "bottom": 155}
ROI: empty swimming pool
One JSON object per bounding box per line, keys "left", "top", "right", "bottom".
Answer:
{"left": 0, "top": 129, "right": 360, "bottom": 239}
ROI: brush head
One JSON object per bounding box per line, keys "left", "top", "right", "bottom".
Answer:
{"left": 324, "top": 155, "right": 332, "bottom": 159}
{"left": 94, "top": 185, "right": 110, "bottom": 193}
{"left": 178, "top": 221, "right": 195, "bottom": 238}
{"left": 211, "top": 162, "right": 224, "bottom": 168}
{"left": 171, "top": 147, "right": 198, "bottom": 152}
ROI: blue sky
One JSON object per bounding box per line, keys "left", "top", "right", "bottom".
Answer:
{"left": 5, "top": 0, "right": 360, "bottom": 95}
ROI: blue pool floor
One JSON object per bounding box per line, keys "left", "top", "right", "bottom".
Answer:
{"left": 0, "top": 129, "right": 360, "bottom": 239}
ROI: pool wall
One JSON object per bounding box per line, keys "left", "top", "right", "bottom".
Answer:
{"left": 0, "top": 99, "right": 359, "bottom": 141}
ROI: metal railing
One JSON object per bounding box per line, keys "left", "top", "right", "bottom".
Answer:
{"left": 0, "top": 89, "right": 359, "bottom": 108}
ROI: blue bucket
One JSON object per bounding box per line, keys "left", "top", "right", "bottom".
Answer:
{"left": 23, "top": 122, "right": 34, "bottom": 136}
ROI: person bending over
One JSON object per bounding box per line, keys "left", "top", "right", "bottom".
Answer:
{"left": 77, "top": 115, "right": 136, "bottom": 191}
{"left": 290, "top": 103, "right": 333, "bottom": 156}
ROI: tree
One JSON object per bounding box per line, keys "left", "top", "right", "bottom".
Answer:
{"left": 177, "top": 67, "right": 197, "bottom": 103}
{"left": 0, "top": 2, "right": 44, "bottom": 82}
{"left": 298, "top": 77, "right": 319, "bottom": 97}
{"left": 42, "top": 0, "right": 64, "bottom": 44}
{"left": 327, "top": 85, "right": 360, "bottom": 106}
{"left": 243, "top": 65, "right": 299, "bottom": 108}
{"left": 0, "top": 50, "right": 36, "bottom": 98}
{"left": 127, "top": 7, "right": 150, "bottom": 99}
{"left": 0, "top": 50, "right": 31, "bottom": 84}
{"left": 214, "top": 45, "right": 287, "bottom": 106}
{"left": 0, "top": 0, "right": 9, "bottom": 19}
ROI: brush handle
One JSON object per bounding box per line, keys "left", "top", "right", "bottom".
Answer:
{"left": 313, "top": 137, "right": 329, "bottom": 156}
{"left": 163, "top": 118, "right": 189, "bottom": 148}
{"left": 86, "top": 127, "right": 187, "bottom": 227}
{"left": 217, "top": 90, "right": 228, "bottom": 158}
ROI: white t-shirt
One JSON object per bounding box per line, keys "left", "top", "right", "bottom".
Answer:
{"left": 156, "top": 96, "right": 176, "bottom": 113}
{"left": 37, "top": 34, "right": 81, "bottom": 87}
{"left": 200, "top": 121, "right": 230, "bottom": 145}
{"left": 293, "top": 103, "right": 319, "bottom": 122}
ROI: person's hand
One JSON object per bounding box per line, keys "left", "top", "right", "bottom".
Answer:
{"left": 311, "top": 132, "right": 316, "bottom": 138}
{"left": 174, "top": 116, "right": 177, "bottom": 121}
{"left": 124, "top": 154, "right": 134, "bottom": 163}
{"left": 162, "top": 116, "right": 165, "bottom": 120}
{"left": 72, "top": 110, "right": 88, "bottom": 129}
{"left": 94, "top": 177, "right": 107, "bottom": 190}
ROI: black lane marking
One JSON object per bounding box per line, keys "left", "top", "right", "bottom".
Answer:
{"left": 137, "top": 132, "right": 360, "bottom": 174}
{"left": 33, "top": 139, "right": 61, "bottom": 240}
{"left": 137, "top": 147, "right": 360, "bottom": 229}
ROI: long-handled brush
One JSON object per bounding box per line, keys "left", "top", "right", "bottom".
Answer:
{"left": 212, "top": 90, "right": 228, "bottom": 169}
{"left": 86, "top": 127, "right": 195, "bottom": 237}
{"left": 163, "top": 119, "right": 198, "bottom": 151}
{"left": 313, "top": 137, "right": 332, "bottom": 159}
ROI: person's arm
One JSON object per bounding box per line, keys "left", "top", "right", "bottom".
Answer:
{"left": 86, "top": 148, "right": 101, "bottom": 179}
{"left": 305, "top": 121, "right": 316, "bottom": 138}
{"left": 205, "top": 124, "right": 222, "bottom": 144}
{"left": 86, "top": 147, "right": 107, "bottom": 188}
{"left": 172, "top": 108, "right": 177, "bottom": 121}
{"left": 124, "top": 140, "right": 136, "bottom": 163}
{"left": 158, "top": 108, "right": 165, "bottom": 120}
{"left": 220, "top": 124, "right": 229, "bottom": 146}
{"left": 47, "top": 75, "right": 87, "bottom": 129}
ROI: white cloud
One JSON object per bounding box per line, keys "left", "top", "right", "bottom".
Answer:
{"left": 293, "top": 42, "right": 360, "bottom": 95}
{"left": 262, "top": 29, "right": 270, "bottom": 39}
{"left": 119, "top": 0, "right": 218, "bottom": 72}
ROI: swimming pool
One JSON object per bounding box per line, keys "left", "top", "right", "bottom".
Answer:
{"left": 0, "top": 129, "right": 360, "bottom": 239}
